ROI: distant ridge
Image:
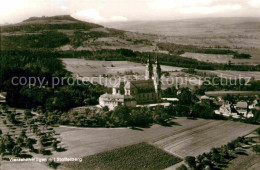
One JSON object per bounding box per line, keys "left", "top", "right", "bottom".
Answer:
{"left": 22, "top": 15, "right": 80, "bottom": 22}
{"left": 20, "top": 15, "right": 103, "bottom": 27}
{"left": 0, "top": 15, "right": 103, "bottom": 32}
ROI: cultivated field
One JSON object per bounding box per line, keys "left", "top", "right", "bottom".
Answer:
{"left": 62, "top": 58, "right": 184, "bottom": 77}
{"left": 152, "top": 120, "right": 258, "bottom": 158}
{"left": 105, "top": 18, "right": 260, "bottom": 65}
{"left": 55, "top": 118, "right": 257, "bottom": 159}
{"left": 62, "top": 142, "right": 182, "bottom": 170}
{"left": 62, "top": 58, "right": 260, "bottom": 81}
{"left": 62, "top": 58, "right": 145, "bottom": 77}
{"left": 198, "top": 70, "right": 260, "bottom": 80}
{"left": 1, "top": 118, "right": 258, "bottom": 169}
{"left": 62, "top": 58, "right": 259, "bottom": 90}
{"left": 61, "top": 58, "right": 188, "bottom": 89}
{"left": 181, "top": 52, "right": 235, "bottom": 64}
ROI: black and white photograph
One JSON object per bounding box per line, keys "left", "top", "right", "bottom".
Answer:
{"left": 0, "top": 0, "right": 260, "bottom": 169}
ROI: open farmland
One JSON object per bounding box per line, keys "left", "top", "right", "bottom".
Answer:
{"left": 62, "top": 58, "right": 260, "bottom": 80}
{"left": 181, "top": 52, "right": 235, "bottom": 64}
{"left": 197, "top": 69, "right": 260, "bottom": 80}
{"left": 105, "top": 18, "right": 260, "bottom": 65}
{"left": 62, "top": 58, "right": 145, "bottom": 77}
{"left": 62, "top": 58, "right": 184, "bottom": 77}
{"left": 61, "top": 58, "right": 260, "bottom": 89}
{"left": 1, "top": 118, "right": 258, "bottom": 169}
{"left": 151, "top": 120, "right": 258, "bottom": 158}
{"left": 61, "top": 58, "right": 188, "bottom": 89}
{"left": 53, "top": 118, "right": 257, "bottom": 159}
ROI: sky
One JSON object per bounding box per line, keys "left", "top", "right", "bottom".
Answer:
{"left": 0, "top": 0, "right": 259, "bottom": 24}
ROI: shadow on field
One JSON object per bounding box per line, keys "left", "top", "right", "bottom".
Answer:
{"left": 130, "top": 127, "right": 144, "bottom": 131}
{"left": 160, "top": 121, "right": 182, "bottom": 127}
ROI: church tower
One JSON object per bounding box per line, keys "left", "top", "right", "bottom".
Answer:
{"left": 153, "top": 56, "right": 161, "bottom": 94}
{"left": 145, "top": 55, "right": 153, "bottom": 80}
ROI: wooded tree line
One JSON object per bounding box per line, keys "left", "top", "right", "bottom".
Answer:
{"left": 0, "top": 50, "right": 105, "bottom": 111}
{"left": 38, "top": 49, "right": 260, "bottom": 71}
{"left": 157, "top": 42, "right": 252, "bottom": 59}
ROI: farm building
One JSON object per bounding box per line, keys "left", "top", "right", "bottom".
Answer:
{"left": 99, "top": 56, "right": 162, "bottom": 110}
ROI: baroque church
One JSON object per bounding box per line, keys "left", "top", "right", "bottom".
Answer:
{"left": 99, "top": 56, "right": 162, "bottom": 110}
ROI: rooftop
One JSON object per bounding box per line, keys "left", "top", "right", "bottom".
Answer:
{"left": 100, "top": 93, "right": 135, "bottom": 100}
{"left": 125, "top": 80, "right": 154, "bottom": 89}
{"left": 201, "top": 95, "right": 210, "bottom": 100}
{"left": 236, "top": 102, "right": 248, "bottom": 109}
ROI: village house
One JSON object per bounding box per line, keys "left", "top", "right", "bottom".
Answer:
{"left": 235, "top": 101, "right": 248, "bottom": 115}
{"left": 99, "top": 56, "right": 162, "bottom": 110}
{"left": 215, "top": 100, "right": 255, "bottom": 118}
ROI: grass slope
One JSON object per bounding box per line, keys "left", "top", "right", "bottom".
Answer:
{"left": 62, "top": 142, "right": 182, "bottom": 170}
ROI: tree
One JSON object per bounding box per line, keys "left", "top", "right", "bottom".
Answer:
{"left": 12, "top": 146, "right": 22, "bottom": 156}
{"left": 52, "top": 140, "right": 59, "bottom": 151}
{"left": 1, "top": 105, "right": 8, "bottom": 113}
{"left": 176, "top": 164, "right": 187, "bottom": 170}
{"left": 26, "top": 138, "right": 35, "bottom": 151}
{"left": 0, "top": 140, "right": 6, "bottom": 154}
{"left": 102, "top": 106, "right": 109, "bottom": 112}
{"left": 221, "top": 147, "right": 230, "bottom": 159}
{"left": 16, "top": 137, "right": 24, "bottom": 147}
{"left": 178, "top": 88, "right": 194, "bottom": 105}
{"left": 212, "top": 148, "right": 221, "bottom": 163}
{"left": 223, "top": 94, "right": 236, "bottom": 106}
{"left": 252, "top": 145, "right": 260, "bottom": 154}
{"left": 7, "top": 112, "right": 16, "bottom": 124}
{"left": 196, "top": 155, "right": 204, "bottom": 164}
{"left": 39, "top": 146, "right": 46, "bottom": 154}
{"left": 24, "top": 109, "right": 33, "bottom": 120}
{"left": 257, "top": 128, "right": 260, "bottom": 136}
{"left": 111, "top": 106, "right": 130, "bottom": 126}
{"left": 162, "top": 86, "right": 177, "bottom": 97}
{"left": 3, "top": 134, "right": 15, "bottom": 151}
{"left": 20, "top": 129, "right": 27, "bottom": 139}
{"left": 185, "top": 156, "right": 196, "bottom": 168}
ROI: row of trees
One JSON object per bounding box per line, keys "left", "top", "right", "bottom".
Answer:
{"left": 182, "top": 135, "right": 257, "bottom": 170}
{"left": 157, "top": 42, "right": 252, "bottom": 59}
{"left": 35, "top": 87, "right": 224, "bottom": 128}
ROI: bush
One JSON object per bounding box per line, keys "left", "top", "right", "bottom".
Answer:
{"left": 253, "top": 145, "right": 260, "bottom": 154}
{"left": 176, "top": 164, "right": 187, "bottom": 170}
{"left": 257, "top": 128, "right": 260, "bottom": 135}
{"left": 185, "top": 156, "right": 196, "bottom": 168}
{"left": 48, "top": 160, "right": 60, "bottom": 169}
